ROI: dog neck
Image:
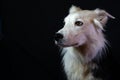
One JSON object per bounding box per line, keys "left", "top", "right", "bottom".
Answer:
{"left": 62, "top": 43, "right": 101, "bottom": 80}
{"left": 62, "top": 30, "right": 106, "bottom": 80}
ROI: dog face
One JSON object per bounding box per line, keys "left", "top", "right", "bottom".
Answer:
{"left": 55, "top": 5, "right": 114, "bottom": 47}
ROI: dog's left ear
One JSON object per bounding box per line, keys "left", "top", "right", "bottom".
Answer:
{"left": 69, "top": 5, "right": 82, "bottom": 14}
{"left": 93, "top": 9, "right": 115, "bottom": 30}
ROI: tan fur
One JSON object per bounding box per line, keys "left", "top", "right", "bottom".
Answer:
{"left": 55, "top": 5, "right": 114, "bottom": 80}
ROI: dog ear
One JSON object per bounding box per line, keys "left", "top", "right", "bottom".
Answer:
{"left": 93, "top": 9, "right": 115, "bottom": 30}
{"left": 69, "top": 5, "right": 82, "bottom": 14}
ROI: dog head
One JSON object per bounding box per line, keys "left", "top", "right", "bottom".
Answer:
{"left": 55, "top": 5, "right": 115, "bottom": 47}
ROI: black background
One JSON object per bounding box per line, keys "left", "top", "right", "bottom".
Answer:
{"left": 1, "top": 0, "right": 120, "bottom": 80}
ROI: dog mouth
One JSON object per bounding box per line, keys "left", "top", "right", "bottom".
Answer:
{"left": 55, "top": 41, "right": 78, "bottom": 47}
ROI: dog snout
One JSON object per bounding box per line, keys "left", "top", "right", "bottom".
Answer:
{"left": 54, "top": 33, "right": 63, "bottom": 42}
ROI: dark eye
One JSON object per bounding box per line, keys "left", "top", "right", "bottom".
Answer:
{"left": 75, "top": 21, "right": 83, "bottom": 26}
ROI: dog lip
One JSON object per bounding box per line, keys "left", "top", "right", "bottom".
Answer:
{"left": 69, "top": 43, "right": 78, "bottom": 46}
{"left": 56, "top": 42, "right": 78, "bottom": 47}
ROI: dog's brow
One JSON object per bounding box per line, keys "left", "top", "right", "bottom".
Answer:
{"left": 76, "top": 19, "right": 83, "bottom": 21}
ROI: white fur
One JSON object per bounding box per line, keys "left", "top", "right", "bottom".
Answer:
{"left": 93, "top": 19, "right": 104, "bottom": 30}
{"left": 69, "top": 5, "right": 82, "bottom": 13}
{"left": 62, "top": 47, "right": 95, "bottom": 80}
{"left": 56, "top": 5, "right": 114, "bottom": 80}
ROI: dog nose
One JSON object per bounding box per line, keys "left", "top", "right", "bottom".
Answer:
{"left": 54, "top": 33, "right": 63, "bottom": 41}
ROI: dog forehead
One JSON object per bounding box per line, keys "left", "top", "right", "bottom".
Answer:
{"left": 64, "top": 13, "right": 79, "bottom": 23}
{"left": 64, "top": 10, "right": 96, "bottom": 23}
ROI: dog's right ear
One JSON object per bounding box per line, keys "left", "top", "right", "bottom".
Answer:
{"left": 93, "top": 9, "right": 115, "bottom": 30}
{"left": 69, "top": 5, "right": 82, "bottom": 14}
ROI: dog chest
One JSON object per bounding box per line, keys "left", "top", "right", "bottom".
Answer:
{"left": 63, "top": 48, "right": 95, "bottom": 80}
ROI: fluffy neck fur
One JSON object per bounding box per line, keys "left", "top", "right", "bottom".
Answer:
{"left": 62, "top": 30, "right": 106, "bottom": 80}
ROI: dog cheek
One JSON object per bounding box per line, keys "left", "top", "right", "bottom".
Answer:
{"left": 77, "top": 35, "right": 86, "bottom": 45}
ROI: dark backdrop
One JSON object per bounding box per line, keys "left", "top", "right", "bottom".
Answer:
{"left": 1, "top": 0, "right": 120, "bottom": 80}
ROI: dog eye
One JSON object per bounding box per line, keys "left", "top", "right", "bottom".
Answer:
{"left": 75, "top": 21, "right": 83, "bottom": 26}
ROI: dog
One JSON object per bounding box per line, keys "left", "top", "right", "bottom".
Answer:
{"left": 55, "top": 5, "right": 115, "bottom": 80}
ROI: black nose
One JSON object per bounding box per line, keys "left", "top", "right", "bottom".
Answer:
{"left": 54, "top": 33, "right": 63, "bottom": 41}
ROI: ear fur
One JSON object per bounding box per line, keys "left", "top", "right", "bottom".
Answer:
{"left": 94, "top": 8, "right": 115, "bottom": 19}
{"left": 69, "top": 5, "right": 82, "bottom": 14}
{"left": 93, "top": 19, "right": 104, "bottom": 30}
{"left": 94, "top": 8, "right": 115, "bottom": 30}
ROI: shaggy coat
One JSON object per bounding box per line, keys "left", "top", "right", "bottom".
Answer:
{"left": 55, "top": 5, "right": 115, "bottom": 80}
